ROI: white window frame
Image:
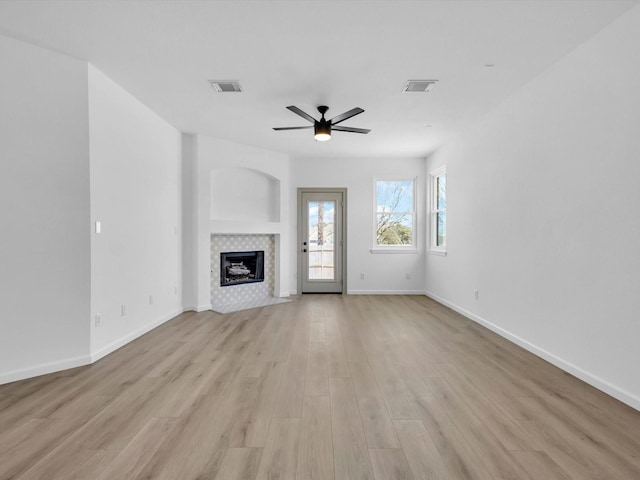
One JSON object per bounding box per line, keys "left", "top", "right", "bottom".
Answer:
{"left": 429, "top": 166, "right": 447, "bottom": 255}
{"left": 371, "top": 177, "right": 418, "bottom": 254}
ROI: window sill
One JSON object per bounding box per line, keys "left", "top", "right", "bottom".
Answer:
{"left": 370, "top": 248, "right": 419, "bottom": 254}
{"left": 428, "top": 250, "right": 447, "bottom": 256}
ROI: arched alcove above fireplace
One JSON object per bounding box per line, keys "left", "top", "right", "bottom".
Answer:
{"left": 211, "top": 167, "right": 280, "bottom": 223}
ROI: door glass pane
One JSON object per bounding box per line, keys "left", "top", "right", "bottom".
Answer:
{"left": 308, "top": 200, "right": 335, "bottom": 280}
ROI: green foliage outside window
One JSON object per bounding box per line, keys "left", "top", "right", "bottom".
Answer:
{"left": 376, "top": 180, "right": 414, "bottom": 246}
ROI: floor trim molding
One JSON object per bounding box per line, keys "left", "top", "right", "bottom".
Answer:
{"left": 0, "top": 354, "right": 91, "bottom": 386}
{"left": 90, "top": 307, "right": 185, "bottom": 363}
{"left": 424, "top": 290, "right": 640, "bottom": 412}
{"left": 347, "top": 289, "right": 425, "bottom": 295}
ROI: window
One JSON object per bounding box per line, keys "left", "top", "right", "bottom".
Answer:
{"left": 374, "top": 178, "right": 416, "bottom": 249}
{"left": 430, "top": 167, "right": 446, "bottom": 253}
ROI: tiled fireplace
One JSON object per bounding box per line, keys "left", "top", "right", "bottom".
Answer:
{"left": 210, "top": 234, "right": 275, "bottom": 311}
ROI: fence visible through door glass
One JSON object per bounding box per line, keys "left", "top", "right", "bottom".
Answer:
{"left": 307, "top": 200, "right": 335, "bottom": 280}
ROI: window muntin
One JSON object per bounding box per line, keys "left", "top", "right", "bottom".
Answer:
{"left": 375, "top": 179, "right": 416, "bottom": 248}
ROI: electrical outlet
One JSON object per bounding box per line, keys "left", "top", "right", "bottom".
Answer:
{"left": 94, "top": 314, "right": 101, "bottom": 327}
{"left": 474, "top": 289, "right": 479, "bottom": 300}
{"left": 360, "top": 273, "right": 365, "bottom": 280}
{"left": 121, "top": 305, "right": 127, "bottom": 316}
{"left": 149, "top": 295, "right": 153, "bottom": 305}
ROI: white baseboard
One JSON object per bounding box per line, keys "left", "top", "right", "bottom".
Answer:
{"left": 1, "top": 307, "right": 188, "bottom": 386}
{"left": 0, "top": 354, "right": 91, "bottom": 386}
{"left": 424, "top": 290, "right": 640, "bottom": 412}
{"left": 289, "top": 289, "right": 424, "bottom": 295}
{"left": 347, "top": 289, "right": 426, "bottom": 295}
{"left": 183, "top": 304, "right": 213, "bottom": 312}
{"left": 90, "top": 307, "right": 184, "bottom": 363}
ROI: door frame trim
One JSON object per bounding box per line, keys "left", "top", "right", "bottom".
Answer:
{"left": 297, "top": 188, "right": 347, "bottom": 294}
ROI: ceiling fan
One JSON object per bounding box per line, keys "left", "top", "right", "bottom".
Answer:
{"left": 273, "top": 105, "right": 370, "bottom": 142}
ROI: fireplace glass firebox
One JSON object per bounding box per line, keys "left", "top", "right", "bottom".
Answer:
{"left": 220, "top": 251, "right": 265, "bottom": 287}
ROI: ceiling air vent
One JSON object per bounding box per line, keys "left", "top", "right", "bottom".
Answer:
{"left": 403, "top": 80, "right": 438, "bottom": 93}
{"left": 210, "top": 80, "right": 242, "bottom": 92}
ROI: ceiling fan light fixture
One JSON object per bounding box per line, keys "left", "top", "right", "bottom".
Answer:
{"left": 314, "top": 122, "right": 331, "bottom": 142}
{"left": 274, "top": 105, "right": 368, "bottom": 141}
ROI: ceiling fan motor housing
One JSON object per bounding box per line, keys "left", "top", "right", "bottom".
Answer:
{"left": 314, "top": 118, "right": 331, "bottom": 141}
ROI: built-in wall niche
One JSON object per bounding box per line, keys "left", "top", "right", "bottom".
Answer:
{"left": 211, "top": 167, "right": 280, "bottom": 222}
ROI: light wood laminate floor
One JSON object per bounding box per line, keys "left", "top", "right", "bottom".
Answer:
{"left": 1, "top": 295, "right": 639, "bottom": 479}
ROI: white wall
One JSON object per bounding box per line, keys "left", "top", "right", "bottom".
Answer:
{"left": 181, "top": 134, "right": 199, "bottom": 310}
{"left": 211, "top": 168, "right": 280, "bottom": 223}
{"left": 291, "top": 157, "right": 426, "bottom": 294}
{"left": 192, "top": 135, "right": 290, "bottom": 309}
{"left": 88, "top": 65, "right": 183, "bottom": 359}
{"left": 426, "top": 6, "right": 640, "bottom": 409}
{"left": 0, "top": 35, "right": 91, "bottom": 383}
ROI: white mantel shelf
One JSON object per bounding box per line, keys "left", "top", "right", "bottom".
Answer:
{"left": 210, "top": 220, "right": 284, "bottom": 235}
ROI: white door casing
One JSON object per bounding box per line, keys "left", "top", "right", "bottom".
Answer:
{"left": 298, "top": 189, "right": 346, "bottom": 294}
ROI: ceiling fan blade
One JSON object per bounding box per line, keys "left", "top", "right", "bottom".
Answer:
{"left": 286, "top": 106, "right": 317, "bottom": 124}
{"left": 329, "top": 107, "right": 364, "bottom": 126}
{"left": 273, "top": 126, "right": 313, "bottom": 131}
{"left": 332, "top": 125, "right": 371, "bottom": 134}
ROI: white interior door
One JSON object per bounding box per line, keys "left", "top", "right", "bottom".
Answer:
{"left": 299, "top": 190, "right": 344, "bottom": 293}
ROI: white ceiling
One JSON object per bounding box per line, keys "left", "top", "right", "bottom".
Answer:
{"left": 0, "top": 0, "right": 636, "bottom": 159}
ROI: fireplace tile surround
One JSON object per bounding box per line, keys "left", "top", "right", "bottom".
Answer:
{"left": 211, "top": 234, "right": 276, "bottom": 311}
